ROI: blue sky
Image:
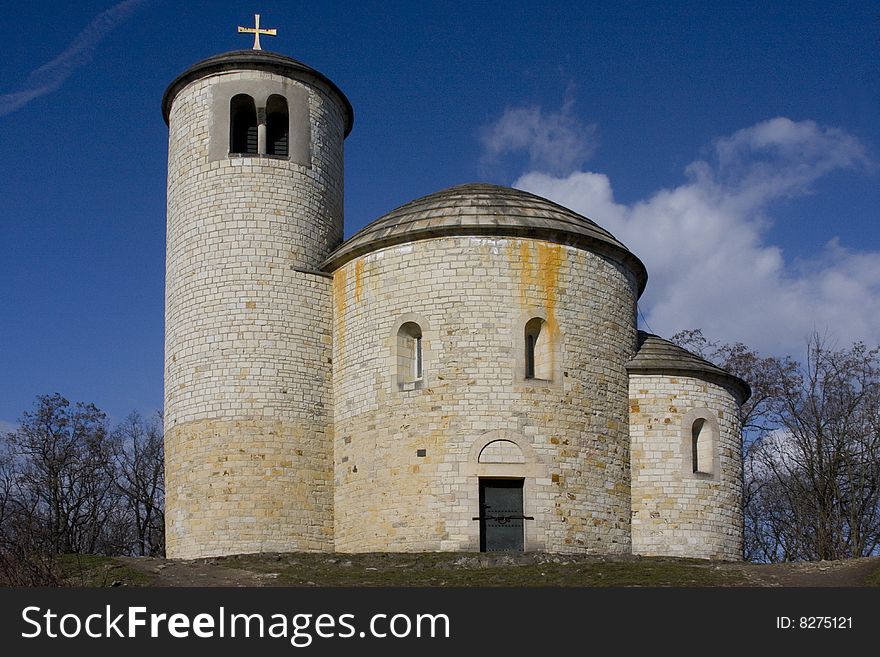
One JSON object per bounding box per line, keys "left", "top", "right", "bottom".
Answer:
{"left": 1, "top": 0, "right": 878, "bottom": 428}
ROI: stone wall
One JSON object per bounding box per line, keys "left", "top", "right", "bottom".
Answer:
{"left": 331, "top": 236, "right": 638, "bottom": 553}
{"left": 629, "top": 373, "right": 743, "bottom": 559}
{"left": 164, "top": 67, "right": 346, "bottom": 558}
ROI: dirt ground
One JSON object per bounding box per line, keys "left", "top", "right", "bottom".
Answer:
{"left": 86, "top": 552, "right": 880, "bottom": 588}
{"left": 715, "top": 556, "right": 880, "bottom": 587}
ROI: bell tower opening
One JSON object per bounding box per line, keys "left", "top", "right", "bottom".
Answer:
{"left": 230, "top": 94, "right": 258, "bottom": 154}
{"left": 266, "top": 94, "right": 289, "bottom": 156}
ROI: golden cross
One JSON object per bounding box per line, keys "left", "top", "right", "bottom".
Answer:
{"left": 237, "top": 14, "right": 277, "bottom": 51}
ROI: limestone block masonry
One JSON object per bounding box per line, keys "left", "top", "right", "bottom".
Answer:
{"left": 163, "top": 52, "right": 350, "bottom": 558}
{"left": 331, "top": 237, "right": 638, "bottom": 553}
{"left": 629, "top": 373, "right": 744, "bottom": 559}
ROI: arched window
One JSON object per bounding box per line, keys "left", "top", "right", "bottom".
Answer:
{"left": 524, "top": 318, "right": 552, "bottom": 380}
{"left": 230, "top": 94, "right": 258, "bottom": 154}
{"left": 266, "top": 95, "right": 289, "bottom": 157}
{"left": 692, "top": 418, "right": 713, "bottom": 475}
{"left": 397, "top": 322, "right": 423, "bottom": 387}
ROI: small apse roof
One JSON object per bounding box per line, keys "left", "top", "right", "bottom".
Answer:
{"left": 627, "top": 331, "right": 751, "bottom": 403}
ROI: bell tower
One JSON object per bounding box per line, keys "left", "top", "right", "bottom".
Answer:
{"left": 161, "top": 33, "right": 353, "bottom": 558}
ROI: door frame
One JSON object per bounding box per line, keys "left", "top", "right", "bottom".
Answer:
{"left": 478, "top": 477, "right": 526, "bottom": 552}
{"left": 462, "top": 430, "right": 549, "bottom": 552}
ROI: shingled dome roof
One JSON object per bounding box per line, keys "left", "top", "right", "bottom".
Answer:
{"left": 628, "top": 331, "right": 751, "bottom": 403}
{"left": 322, "top": 183, "right": 647, "bottom": 295}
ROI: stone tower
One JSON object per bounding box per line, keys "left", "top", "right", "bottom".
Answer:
{"left": 323, "top": 185, "right": 647, "bottom": 553}
{"left": 161, "top": 50, "right": 353, "bottom": 559}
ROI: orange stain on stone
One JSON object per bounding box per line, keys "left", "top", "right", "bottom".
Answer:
{"left": 536, "top": 242, "right": 563, "bottom": 327}
{"left": 516, "top": 240, "right": 536, "bottom": 310}
{"left": 354, "top": 259, "right": 364, "bottom": 304}
{"left": 333, "top": 268, "right": 347, "bottom": 356}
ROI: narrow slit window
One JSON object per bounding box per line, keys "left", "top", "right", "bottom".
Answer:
{"left": 230, "top": 94, "right": 258, "bottom": 154}
{"left": 526, "top": 334, "right": 536, "bottom": 379}
{"left": 692, "top": 418, "right": 713, "bottom": 475}
{"left": 524, "top": 318, "right": 552, "bottom": 380}
{"left": 266, "top": 94, "right": 289, "bottom": 157}
{"left": 397, "top": 322, "right": 423, "bottom": 388}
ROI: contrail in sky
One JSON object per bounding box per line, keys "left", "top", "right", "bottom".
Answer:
{"left": 0, "top": 0, "right": 148, "bottom": 117}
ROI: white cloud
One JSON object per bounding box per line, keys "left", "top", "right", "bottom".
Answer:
{"left": 692, "top": 117, "right": 869, "bottom": 208}
{"left": 0, "top": 0, "right": 148, "bottom": 117}
{"left": 744, "top": 429, "right": 799, "bottom": 479}
{"left": 503, "top": 117, "right": 876, "bottom": 357}
{"left": 479, "top": 97, "right": 598, "bottom": 176}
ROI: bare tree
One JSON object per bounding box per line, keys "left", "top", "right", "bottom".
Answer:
{"left": 0, "top": 395, "right": 167, "bottom": 583}
{"left": 673, "top": 330, "right": 880, "bottom": 562}
{"left": 0, "top": 412, "right": 61, "bottom": 584}
{"left": 758, "top": 337, "right": 880, "bottom": 560}
{"left": 112, "top": 412, "right": 165, "bottom": 556}
{"left": 3, "top": 394, "right": 119, "bottom": 555}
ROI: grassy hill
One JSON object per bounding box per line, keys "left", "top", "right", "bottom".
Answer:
{"left": 56, "top": 551, "right": 880, "bottom": 587}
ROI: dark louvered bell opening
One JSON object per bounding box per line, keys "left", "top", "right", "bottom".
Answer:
{"left": 266, "top": 95, "right": 289, "bottom": 157}
{"left": 246, "top": 125, "right": 258, "bottom": 154}
{"left": 270, "top": 130, "right": 288, "bottom": 157}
